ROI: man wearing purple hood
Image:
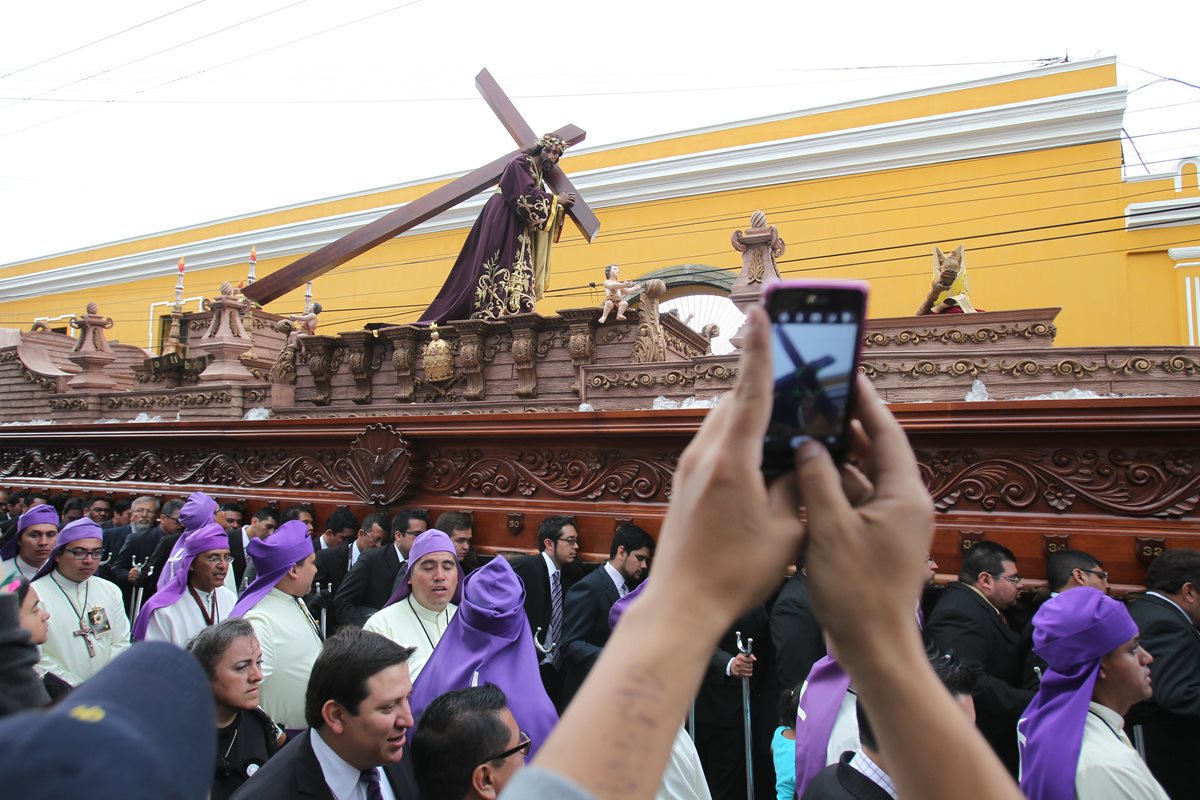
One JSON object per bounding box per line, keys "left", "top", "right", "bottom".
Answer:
{"left": 230, "top": 519, "right": 321, "bottom": 732}
{"left": 365, "top": 529, "right": 463, "bottom": 681}
{"left": 1017, "top": 587, "right": 1168, "bottom": 799}
{"left": 0, "top": 504, "right": 59, "bottom": 581}
{"left": 410, "top": 554, "right": 557, "bottom": 757}
{"left": 32, "top": 517, "right": 130, "bottom": 686}
{"left": 133, "top": 493, "right": 238, "bottom": 647}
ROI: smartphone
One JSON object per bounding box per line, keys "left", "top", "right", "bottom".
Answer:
{"left": 760, "top": 280, "right": 868, "bottom": 476}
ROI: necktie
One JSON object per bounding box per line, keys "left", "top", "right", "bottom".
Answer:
{"left": 360, "top": 768, "right": 384, "bottom": 800}
{"left": 549, "top": 571, "right": 563, "bottom": 667}
{"left": 391, "top": 561, "right": 407, "bottom": 593}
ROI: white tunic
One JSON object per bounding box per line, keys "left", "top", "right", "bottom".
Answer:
{"left": 1075, "top": 702, "right": 1169, "bottom": 799}
{"left": 243, "top": 587, "right": 323, "bottom": 730}
{"left": 0, "top": 555, "right": 42, "bottom": 582}
{"left": 658, "top": 724, "right": 712, "bottom": 800}
{"left": 144, "top": 585, "right": 238, "bottom": 648}
{"left": 34, "top": 571, "right": 130, "bottom": 686}
{"left": 363, "top": 597, "right": 457, "bottom": 681}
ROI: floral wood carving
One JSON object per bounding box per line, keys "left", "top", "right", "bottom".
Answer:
{"left": 917, "top": 448, "right": 1200, "bottom": 518}
{"left": 422, "top": 448, "right": 679, "bottom": 502}
{"left": 588, "top": 364, "right": 738, "bottom": 391}
{"left": 864, "top": 322, "right": 1056, "bottom": 348}
{"left": 343, "top": 423, "right": 414, "bottom": 506}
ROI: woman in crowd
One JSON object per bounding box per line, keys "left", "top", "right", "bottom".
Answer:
{"left": 12, "top": 577, "right": 71, "bottom": 702}
{"left": 188, "top": 618, "right": 284, "bottom": 800}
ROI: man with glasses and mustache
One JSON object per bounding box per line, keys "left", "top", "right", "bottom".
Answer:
{"left": 31, "top": 517, "right": 130, "bottom": 686}
{"left": 411, "top": 684, "right": 530, "bottom": 800}
{"left": 512, "top": 516, "right": 580, "bottom": 711}
{"left": 133, "top": 493, "right": 238, "bottom": 646}
{"left": 926, "top": 540, "right": 1034, "bottom": 777}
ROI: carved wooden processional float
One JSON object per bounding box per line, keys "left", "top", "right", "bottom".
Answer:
{"left": 2, "top": 74, "right": 1199, "bottom": 593}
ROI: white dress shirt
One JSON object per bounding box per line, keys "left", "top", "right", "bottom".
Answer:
{"left": 363, "top": 597, "right": 457, "bottom": 681}
{"left": 0, "top": 555, "right": 41, "bottom": 581}
{"left": 603, "top": 562, "right": 628, "bottom": 597}
{"left": 144, "top": 584, "right": 238, "bottom": 647}
{"left": 34, "top": 571, "right": 130, "bottom": 686}
{"left": 1075, "top": 702, "right": 1169, "bottom": 799}
{"left": 310, "top": 727, "right": 397, "bottom": 800}
{"left": 243, "top": 587, "right": 323, "bottom": 730}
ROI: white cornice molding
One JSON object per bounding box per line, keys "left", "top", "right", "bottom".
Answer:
{"left": 0, "top": 85, "right": 1127, "bottom": 302}
{"left": 1170, "top": 246, "right": 1200, "bottom": 261}
{"left": 1126, "top": 199, "right": 1200, "bottom": 230}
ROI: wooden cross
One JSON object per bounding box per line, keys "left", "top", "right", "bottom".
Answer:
{"left": 242, "top": 69, "right": 601, "bottom": 306}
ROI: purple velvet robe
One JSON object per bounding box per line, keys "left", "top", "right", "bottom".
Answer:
{"left": 419, "top": 153, "right": 562, "bottom": 324}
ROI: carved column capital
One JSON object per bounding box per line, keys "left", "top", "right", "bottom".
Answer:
{"left": 340, "top": 330, "right": 379, "bottom": 405}
{"left": 452, "top": 319, "right": 504, "bottom": 401}
{"left": 378, "top": 325, "right": 422, "bottom": 403}
{"left": 303, "top": 335, "right": 343, "bottom": 406}
{"left": 507, "top": 313, "right": 548, "bottom": 399}
{"left": 558, "top": 308, "right": 598, "bottom": 396}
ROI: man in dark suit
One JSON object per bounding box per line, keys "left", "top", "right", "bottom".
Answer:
{"left": 217, "top": 502, "right": 247, "bottom": 589}
{"left": 333, "top": 509, "right": 428, "bottom": 628}
{"left": 1020, "top": 549, "right": 1109, "bottom": 689}
{"left": 310, "top": 511, "right": 387, "bottom": 631}
{"left": 511, "top": 515, "right": 581, "bottom": 710}
{"left": 771, "top": 560, "right": 826, "bottom": 694}
{"left": 559, "top": 523, "right": 655, "bottom": 707}
{"left": 1127, "top": 547, "right": 1200, "bottom": 799}
{"left": 925, "top": 540, "right": 1033, "bottom": 777}
{"left": 230, "top": 627, "right": 420, "bottom": 800}
{"left": 109, "top": 498, "right": 182, "bottom": 612}
{"left": 97, "top": 495, "right": 158, "bottom": 584}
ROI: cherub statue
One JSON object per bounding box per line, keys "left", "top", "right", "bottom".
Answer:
{"left": 289, "top": 302, "right": 322, "bottom": 336}
{"left": 597, "top": 264, "right": 643, "bottom": 323}
{"left": 917, "top": 246, "right": 979, "bottom": 315}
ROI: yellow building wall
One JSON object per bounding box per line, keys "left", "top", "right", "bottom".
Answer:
{"left": 2, "top": 60, "right": 1197, "bottom": 352}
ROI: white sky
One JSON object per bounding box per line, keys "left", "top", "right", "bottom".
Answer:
{"left": 0, "top": 0, "right": 1195, "bottom": 265}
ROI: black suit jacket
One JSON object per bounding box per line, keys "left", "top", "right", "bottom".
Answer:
{"left": 333, "top": 545, "right": 404, "bottom": 628}
{"left": 511, "top": 553, "right": 578, "bottom": 642}
{"left": 559, "top": 563, "right": 620, "bottom": 706}
{"left": 228, "top": 729, "right": 418, "bottom": 800}
{"left": 924, "top": 581, "right": 1033, "bottom": 777}
{"left": 771, "top": 572, "right": 826, "bottom": 693}
{"left": 109, "top": 525, "right": 166, "bottom": 611}
{"left": 308, "top": 542, "right": 358, "bottom": 630}
{"left": 228, "top": 528, "right": 247, "bottom": 590}
{"left": 802, "top": 753, "right": 893, "bottom": 800}
{"left": 1126, "top": 592, "right": 1200, "bottom": 800}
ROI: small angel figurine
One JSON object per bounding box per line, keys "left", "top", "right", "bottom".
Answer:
{"left": 597, "top": 264, "right": 643, "bottom": 323}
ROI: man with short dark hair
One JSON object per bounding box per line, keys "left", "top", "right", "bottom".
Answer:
{"left": 412, "top": 684, "right": 528, "bottom": 800}
{"left": 311, "top": 510, "right": 381, "bottom": 630}
{"left": 230, "top": 627, "right": 419, "bottom": 799}
{"left": 335, "top": 509, "right": 428, "bottom": 628}
{"left": 107, "top": 497, "right": 132, "bottom": 529}
{"left": 0, "top": 488, "right": 10, "bottom": 522}
{"left": 1023, "top": 549, "right": 1108, "bottom": 687}
{"left": 217, "top": 502, "right": 248, "bottom": 587}
{"left": 85, "top": 496, "right": 112, "bottom": 526}
{"left": 315, "top": 507, "right": 359, "bottom": 552}
{"left": 1126, "top": 547, "right": 1200, "bottom": 798}
{"left": 559, "top": 523, "right": 655, "bottom": 706}
{"left": 238, "top": 506, "right": 280, "bottom": 592}
{"left": 61, "top": 497, "right": 86, "bottom": 523}
{"left": 436, "top": 510, "right": 475, "bottom": 567}
{"left": 925, "top": 540, "right": 1033, "bottom": 776}
{"left": 511, "top": 515, "right": 580, "bottom": 710}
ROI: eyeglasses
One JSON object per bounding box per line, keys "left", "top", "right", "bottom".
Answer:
{"left": 201, "top": 554, "right": 236, "bottom": 565}
{"left": 63, "top": 547, "right": 104, "bottom": 561}
{"left": 1081, "top": 568, "right": 1109, "bottom": 582}
{"left": 479, "top": 731, "right": 531, "bottom": 765}
{"left": 163, "top": 516, "right": 179, "bottom": 523}
{"left": 558, "top": 538, "right": 580, "bottom": 547}
{"left": 991, "top": 573, "right": 1022, "bottom": 585}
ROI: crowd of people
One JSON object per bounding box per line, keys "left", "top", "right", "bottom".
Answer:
{"left": 0, "top": 304, "right": 1196, "bottom": 799}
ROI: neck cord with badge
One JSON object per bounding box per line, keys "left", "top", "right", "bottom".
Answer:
{"left": 407, "top": 595, "right": 448, "bottom": 651}
{"left": 293, "top": 596, "right": 323, "bottom": 642}
{"left": 50, "top": 572, "right": 95, "bottom": 658}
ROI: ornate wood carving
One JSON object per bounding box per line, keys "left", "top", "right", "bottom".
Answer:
{"left": 343, "top": 423, "right": 414, "bottom": 506}
{"left": 864, "top": 321, "right": 1057, "bottom": 349}
{"left": 303, "top": 336, "right": 343, "bottom": 406}
{"left": 380, "top": 326, "right": 420, "bottom": 403}
{"left": 422, "top": 447, "right": 678, "bottom": 502}
{"left": 1135, "top": 537, "right": 1166, "bottom": 567}
{"left": 453, "top": 320, "right": 503, "bottom": 402}
{"left": 918, "top": 448, "right": 1200, "bottom": 518}
{"left": 48, "top": 398, "right": 90, "bottom": 411}
{"left": 508, "top": 315, "right": 546, "bottom": 399}
{"left": 341, "top": 331, "right": 382, "bottom": 405}
{"left": 105, "top": 391, "right": 234, "bottom": 410}
{"left": 588, "top": 364, "right": 737, "bottom": 391}
{"left": 559, "top": 309, "right": 597, "bottom": 396}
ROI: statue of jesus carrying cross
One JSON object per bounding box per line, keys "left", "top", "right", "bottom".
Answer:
{"left": 240, "top": 70, "right": 599, "bottom": 324}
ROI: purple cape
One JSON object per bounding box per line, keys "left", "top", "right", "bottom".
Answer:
{"left": 229, "top": 521, "right": 314, "bottom": 618}
{"left": 157, "top": 492, "right": 220, "bottom": 591}
{"left": 133, "top": 520, "right": 229, "bottom": 641}
{"left": 410, "top": 556, "right": 557, "bottom": 756}
{"left": 31, "top": 517, "right": 103, "bottom": 581}
{"left": 793, "top": 655, "right": 852, "bottom": 796}
{"left": 609, "top": 579, "right": 646, "bottom": 629}
{"left": 1018, "top": 588, "right": 1138, "bottom": 800}
{"left": 1, "top": 504, "right": 60, "bottom": 561}
{"left": 383, "top": 530, "right": 464, "bottom": 607}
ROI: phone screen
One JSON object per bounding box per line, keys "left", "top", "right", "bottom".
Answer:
{"left": 762, "top": 287, "right": 865, "bottom": 474}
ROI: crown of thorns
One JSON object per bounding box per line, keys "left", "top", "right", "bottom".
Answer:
{"left": 536, "top": 134, "right": 568, "bottom": 151}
